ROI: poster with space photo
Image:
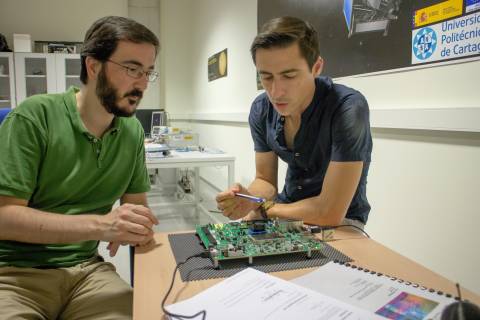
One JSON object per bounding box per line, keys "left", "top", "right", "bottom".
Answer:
{"left": 258, "top": 0, "right": 480, "bottom": 78}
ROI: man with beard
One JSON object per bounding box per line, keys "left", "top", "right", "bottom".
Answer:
{"left": 216, "top": 17, "right": 372, "bottom": 229}
{"left": 0, "top": 16, "right": 159, "bottom": 319}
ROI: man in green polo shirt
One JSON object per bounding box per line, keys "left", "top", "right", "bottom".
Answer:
{"left": 0, "top": 16, "right": 159, "bottom": 319}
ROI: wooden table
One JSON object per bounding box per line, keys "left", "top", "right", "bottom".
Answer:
{"left": 133, "top": 229, "right": 480, "bottom": 319}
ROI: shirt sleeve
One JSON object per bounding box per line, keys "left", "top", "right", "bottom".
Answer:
{"left": 125, "top": 128, "right": 151, "bottom": 194}
{"left": 248, "top": 99, "right": 272, "bottom": 152}
{"left": 0, "top": 113, "right": 47, "bottom": 200}
{"left": 331, "top": 93, "right": 372, "bottom": 162}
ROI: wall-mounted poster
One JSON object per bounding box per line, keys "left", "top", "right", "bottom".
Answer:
{"left": 208, "top": 48, "right": 228, "bottom": 81}
{"left": 258, "top": 0, "right": 480, "bottom": 78}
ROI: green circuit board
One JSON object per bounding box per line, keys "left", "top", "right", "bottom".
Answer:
{"left": 195, "top": 219, "right": 323, "bottom": 268}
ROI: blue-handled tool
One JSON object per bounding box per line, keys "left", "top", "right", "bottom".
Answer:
{"left": 234, "top": 193, "right": 265, "bottom": 203}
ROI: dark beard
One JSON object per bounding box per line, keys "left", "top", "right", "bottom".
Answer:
{"left": 96, "top": 65, "right": 143, "bottom": 117}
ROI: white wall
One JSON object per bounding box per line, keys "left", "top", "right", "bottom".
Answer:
{"left": 160, "top": 0, "right": 264, "bottom": 190}
{"left": 336, "top": 61, "right": 479, "bottom": 110}
{"left": 158, "top": 0, "right": 193, "bottom": 114}
{"left": 128, "top": 0, "right": 161, "bottom": 108}
{"left": 161, "top": 0, "right": 480, "bottom": 294}
{"left": 366, "top": 128, "right": 480, "bottom": 294}
{"left": 188, "top": 0, "right": 259, "bottom": 113}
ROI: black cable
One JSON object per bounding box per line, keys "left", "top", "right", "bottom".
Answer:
{"left": 318, "top": 224, "right": 370, "bottom": 238}
{"left": 161, "top": 252, "right": 208, "bottom": 320}
{"left": 333, "top": 224, "right": 370, "bottom": 238}
{"left": 456, "top": 283, "right": 466, "bottom": 320}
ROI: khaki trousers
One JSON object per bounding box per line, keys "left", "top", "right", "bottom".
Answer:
{"left": 0, "top": 256, "right": 132, "bottom": 320}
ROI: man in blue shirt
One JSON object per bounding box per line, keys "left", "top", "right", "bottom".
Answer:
{"left": 216, "top": 16, "right": 372, "bottom": 228}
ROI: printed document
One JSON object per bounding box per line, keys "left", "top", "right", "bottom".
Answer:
{"left": 165, "top": 267, "right": 384, "bottom": 319}
{"left": 292, "top": 262, "right": 455, "bottom": 320}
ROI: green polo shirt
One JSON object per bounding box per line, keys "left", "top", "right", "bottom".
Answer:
{"left": 0, "top": 87, "right": 150, "bottom": 267}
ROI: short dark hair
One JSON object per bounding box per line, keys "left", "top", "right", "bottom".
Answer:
{"left": 250, "top": 16, "right": 319, "bottom": 69}
{"left": 80, "top": 16, "right": 160, "bottom": 84}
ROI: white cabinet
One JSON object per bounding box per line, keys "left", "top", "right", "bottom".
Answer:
{"left": 14, "top": 53, "right": 56, "bottom": 105}
{"left": 14, "top": 53, "right": 81, "bottom": 107}
{"left": 55, "top": 53, "right": 82, "bottom": 93}
{"left": 0, "top": 52, "right": 16, "bottom": 108}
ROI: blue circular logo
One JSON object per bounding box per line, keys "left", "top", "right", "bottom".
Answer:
{"left": 413, "top": 27, "right": 437, "bottom": 60}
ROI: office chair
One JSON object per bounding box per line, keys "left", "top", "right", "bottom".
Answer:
{"left": 0, "top": 108, "right": 11, "bottom": 124}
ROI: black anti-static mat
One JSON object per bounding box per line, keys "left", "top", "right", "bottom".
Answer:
{"left": 168, "top": 232, "right": 352, "bottom": 282}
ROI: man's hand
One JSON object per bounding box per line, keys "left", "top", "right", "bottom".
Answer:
{"left": 243, "top": 210, "right": 263, "bottom": 221}
{"left": 99, "top": 204, "right": 159, "bottom": 248}
{"left": 107, "top": 242, "right": 121, "bottom": 257}
{"left": 216, "top": 183, "right": 260, "bottom": 220}
{"left": 106, "top": 238, "right": 157, "bottom": 257}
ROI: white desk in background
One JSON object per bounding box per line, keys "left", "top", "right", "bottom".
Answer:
{"left": 145, "top": 150, "right": 235, "bottom": 216}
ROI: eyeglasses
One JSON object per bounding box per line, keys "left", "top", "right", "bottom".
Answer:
{"left": 106, "top": 59, "right": 159, "bottom": 82}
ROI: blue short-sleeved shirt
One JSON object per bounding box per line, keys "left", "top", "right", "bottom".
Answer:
{"left": 249, "top": 77, "right": 372, "bottom": 224}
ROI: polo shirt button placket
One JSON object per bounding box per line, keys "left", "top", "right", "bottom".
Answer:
{"left": 96, "top": 144, "right": 102, "bottom": 168}
{"left": 294, "top": 152, "right": 301, "bottom": 166}
{"left": 91, "top": 137, "right": 102, "bottom": 167}
{"left": 90, "top": 138, "right": 96, "bottom": 154}
{"left": 92, "top": 139, "right": 100, "bottom": 155}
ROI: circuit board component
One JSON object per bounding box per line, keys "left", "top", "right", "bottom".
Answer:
{"left": 195, "top": 219, "right": 323, "bottom": 269}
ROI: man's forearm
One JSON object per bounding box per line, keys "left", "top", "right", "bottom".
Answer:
{"left": 247, "top": 178, "right": 277, "bottom": 201}
{"left": 0, "top": 205, "right": 103, "bottom": 244}
{"left": 268, "top": 196, "right": 345, "bottom": 226}
{"left": 244, "top": 178, "right": 278, "bottom": 217}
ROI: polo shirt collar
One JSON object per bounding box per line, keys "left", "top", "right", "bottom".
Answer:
{"left": 301, "top": 76, "right": 331, "bottom": 122}
{"left": 63, "top": 86, "right": 122, "bottom": 138}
